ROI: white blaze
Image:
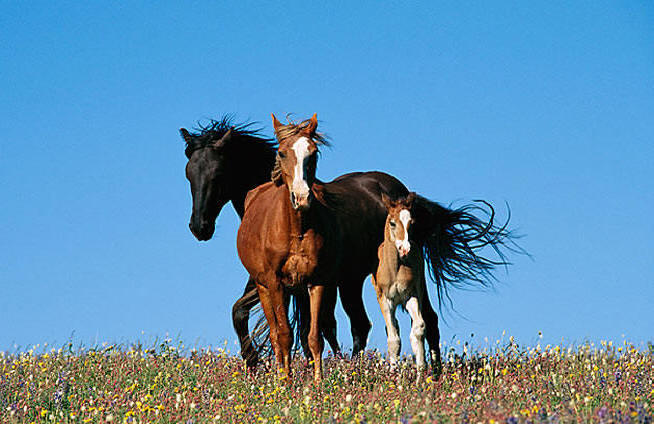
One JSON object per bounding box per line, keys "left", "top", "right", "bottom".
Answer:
{"left": 291, "top": 137, "right": 311, "bottom": 196}
{"left": 395, "top": 209, "right": 411, "bottom": 254}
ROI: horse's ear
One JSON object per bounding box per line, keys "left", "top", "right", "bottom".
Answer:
{"left": 381, "top": 193, "right": 393, "bottom": 210}
{"left": 406, "top": 192, "right": 417, "bottom": 205}
{"left": 306, "top": 113, "right": 318, "bottom": 134}
{"left": 179, "top": 128, "right": 192, "bottom": 143}
{"left": 213, "top": 128, "right": 233, "bottom": 149}
{"left": 272, "top": 114, "right": 283, "bottom": 133}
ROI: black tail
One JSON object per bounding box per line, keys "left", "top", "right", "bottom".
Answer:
{"left": 413, "top": 195, "right": 526, "bottom": 308}
{"left": 249, "top": 292, "right": 304, "bottom": 361}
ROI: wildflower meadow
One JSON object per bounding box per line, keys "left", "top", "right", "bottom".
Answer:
{"left": 1, "top": 338, "right": 652, "bottom": 423}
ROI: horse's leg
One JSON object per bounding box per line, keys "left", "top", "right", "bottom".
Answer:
{"left": 256, "top": 280, "right": 292, "bottom": 380}
{"left": 256, "top": 282, "right": 281, "bottom": 364}
{"left": 405, "top": 295, "right": 427, "bottom": 382}
{"left": 275, "top": 289, "right": 293, "bottom": 379}
{"left": 320, "top": 285, "right": 341, "bottom": 356}
{"left": 419, "top": 276, "right": 442, "bottom": 378}
{"left": 308, "top": 285, "right": 325, "bottom": 382}
{"left": 375, "top": 287, "right": 401, "bottom": 365}
{"left": 231, "top": 277, "right": 260, "bottom": 369}
{"left": 339, "top": 276, "right": 371, "bottom": 357}
{"left": 295, "top": 289, "right": 313, "bottom": 361}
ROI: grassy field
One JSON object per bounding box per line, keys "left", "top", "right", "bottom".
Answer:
{"left": 1, "top": 339, "right": 652, "bottom": 423}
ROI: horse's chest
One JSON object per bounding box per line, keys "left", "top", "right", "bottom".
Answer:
{"left": 383, "top": 265, "right": 417, "bottom": 302}
{"left": 280, "top": 232, "right": 325, "bottom": 286}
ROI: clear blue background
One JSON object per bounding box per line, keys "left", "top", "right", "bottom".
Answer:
{"left": 2, "top": 1, "right": 653, "bottom": 354}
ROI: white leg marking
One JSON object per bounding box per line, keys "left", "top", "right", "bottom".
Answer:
{"left": 380, "top": 296, "right": 401, "bottom": 364}
{"left": 406, "top": 296, "right": 427, "bottom": 379}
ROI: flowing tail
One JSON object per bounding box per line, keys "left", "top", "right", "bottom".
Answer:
{"left": 249, "top": 292, "right": 304, "bottom": 361}
{"left": 413, "top": 195, "right": 527, "bottom": 308}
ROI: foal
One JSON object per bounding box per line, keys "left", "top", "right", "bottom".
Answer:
{"left": 373, "top": 192, "right": 433, "bottom": 381}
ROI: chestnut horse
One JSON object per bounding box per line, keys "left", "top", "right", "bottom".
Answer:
{"left": 237, "top": 113, "right": 345, "bottom": 381}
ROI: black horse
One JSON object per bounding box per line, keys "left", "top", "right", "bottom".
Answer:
{"left": 181, "top": 117, "right": 393, "bottom": 366}
{"left": 181, "top": 116, "right": 522, "bottom": 369}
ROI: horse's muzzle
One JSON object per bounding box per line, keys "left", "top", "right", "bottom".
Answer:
{"left": 290, "top": 191, "right": 311, "bottom": 211}
{"left": 189, "top": 219, "right": 215, "bottom": 241}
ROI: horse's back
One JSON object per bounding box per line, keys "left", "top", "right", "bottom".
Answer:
{"left": 315, "top": 171, "right": 410, "bottom": 279}
{"left": 328, "top": 171, "right": 408, "bottom": 199}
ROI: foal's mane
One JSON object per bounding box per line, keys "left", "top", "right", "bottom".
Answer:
{"left": 183, "top": 115, "right": 277, "bottom": 159}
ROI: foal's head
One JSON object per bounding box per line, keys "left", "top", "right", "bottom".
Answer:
{"left": 382, "top": 192, "right": 418, "bottom": 258}
{"left": 271, "top": 113, "right": 328, "bottom": 211}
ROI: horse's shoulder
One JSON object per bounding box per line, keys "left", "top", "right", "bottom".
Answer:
{"left": 244, "top": 181, "right": 275, "bottom": 212}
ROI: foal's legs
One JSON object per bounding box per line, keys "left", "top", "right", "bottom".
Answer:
{"left": 405, "top": 296, "right": 427, "bottom": 381}
{"left": 339, "top": 277, "right": 372, "bottom": 356}
{"left": 308, "top": 285, "right": 325, "bottom": 382}
{"left": 375, "top": 290, "right": 401, "bottom": 365}
{"left": 231, "top": 278, "right": 260, "bottom": 369}
{"left": 256, "top": 280, "right": 292, "bottom": 380}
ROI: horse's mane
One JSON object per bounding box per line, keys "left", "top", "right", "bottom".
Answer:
{"left": 183, "top": 115, "right": 277, "bottom": 159}
{"left": 273, "top": 115, "right": 331, "bottom": 147}
{"left": 271, "top": 116, "right": 331, "bottom": 185}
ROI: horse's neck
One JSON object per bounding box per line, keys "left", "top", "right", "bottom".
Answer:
{"left": 231, "top": 153, "right": 276, "bottom": 219}
{"left": 287, "top": 200, "right": 307, "bottom": 237}
{"left": 381, "top": 231, "right": 400, "bottom": 272}
{"left": 281, "top": 187, "right": 321, "bottom": 245}
{"left": 231, "top": 191, "right": 248, "bottom": 218}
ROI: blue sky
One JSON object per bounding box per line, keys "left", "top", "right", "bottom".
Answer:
{"left": 1, "top": 1, "right": 653, "bottom": 354}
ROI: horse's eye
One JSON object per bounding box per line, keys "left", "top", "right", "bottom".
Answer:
{"left": 278, "top": 152, "right": 286, "bottom": 159}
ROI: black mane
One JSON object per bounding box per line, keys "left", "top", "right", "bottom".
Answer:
{"left": 183, "top": 115, "right": 277, "bottom": 159}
